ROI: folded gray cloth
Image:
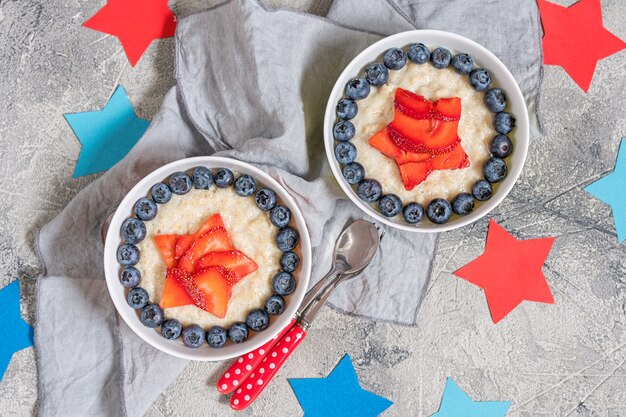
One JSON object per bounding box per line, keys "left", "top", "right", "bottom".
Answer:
{"left": 35, "top": 0, "right": 542, "bottom": 415}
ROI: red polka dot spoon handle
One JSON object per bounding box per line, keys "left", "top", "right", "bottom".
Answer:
{"left": 216, "top": 318, "right": 296, "bottom": 395}
{"left": 229, "top": 324, "right": 307, "bottom": 410}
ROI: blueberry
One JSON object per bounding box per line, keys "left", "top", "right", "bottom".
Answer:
{"left": 408, "top": 43, "right": 430, "bottom": 64}
{"left": 345, "top": 78, "right": 370, "bottom": 100}
{"left": 343, "top": 162, "right": 365, "bottom": 185}
{"left": 270, "top": 205, "right": 291, "bottom": 228}
{"left": 214, "top": 168, "right": 235, "bottom": 188}
{"left": 335, "top": 142, "right": 357, "bottom": 164}
{"left": 192, "top": 166, "right": 213, "bottom": 189}
{"left": 127, "top": 287, "right": 148, "bottom": 309}
{"left": 483, "top": 157, "right": 507, "bottom": 183}
{"left": 121, "top": 218, "right": 146, "bottom": 244}
{"left": 182, "top": 324, "right": 205, "bottom": 348}
{"left": 140, "top": 304, "right": 164, "bottom": 328}
{"left": 451, "top": 53, "right": 473, "bottom": 74}
{"left": 161, "top": 319, "right": 182, "bottom": 340}
{"left": 333, "top": 120, "right": 355, "bottom": 141}
{"left": 490, "top": 134, "right": 513, "bottom": 158}
{"left": 255, "top": 188, "right": 277, "bottom": 211}
{"left": 383, "top": 47, "right": 407, "bottom": 70}
{"left": 403, "top": 202, "right": 424, "bottom": 224}
{"left": 119, "top": 266, "right": 141, "bottom": 288}
{"left": 280, "top": 251, "right": 300, "bottom": 273}
{"left": 365, "top": 63, "right": 389, "bottom": 86}
{"left": 430, "top": 47, "right": 452, "bottom": 69}
{"left": 336, "top": 98, "right": 358, "bottom": 120}
{"left": 469, "top": 68, "right": 491, "bottom": 91}
{"left": 451, "top": 193, "right": 475, "bottom": 215}
{"left": 426, "top": 199, "right": 452, "bottom": 224}
{"left": 265, "top": 294, "right": 286, "bottom": 315}
{"left": 484, "top": 88, "right": 507, "bottom": 113}
{"left": 472, "top": 180, "right": 493, "bottom": 201}
{"left": 150, "top": 182, "right": 172, "bottom": 204}
{"left": 234, "top": 174, "right": 256, "bottom": 196}
{"left": 206, "top": 326, "right": 228, "bottom": 348}
{"left": 272, "top": 272, "right": 296, "bottom": 295}
{"left": 117, "top": 244, "right": 140, "bottom": 266}
{"left": 378, "top": 194, "right": 402, "bottom": 217}
{"left": 169, "top": 172, "right": 192, "bottom": 195}
{"left": 276, "top": 227, "right": 299, "bottom": 252}
{"left": 246, "top": 309, "right": 270, "bottom": 332}
{"left": 356, "top": 179, "right": 382, "bottom": 203}
{"left": 133, "top": 198, "right": 157, "bottom": 221}
{"left": 228, "top": 322, "right": 249, "bottom": 344}
{"left": 494, "top": 112, "right": 516, "bottom": 134}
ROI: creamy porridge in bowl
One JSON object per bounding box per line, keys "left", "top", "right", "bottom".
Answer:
{"left": 103, "top": 157, "right": 311, "bottom": 361}
{"left": 324, "top": 30, "right": 529, "bottom": 232}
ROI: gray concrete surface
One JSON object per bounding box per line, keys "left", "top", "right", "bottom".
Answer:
{"left": 1, "top": 0, "right": 625, "bottom": 416}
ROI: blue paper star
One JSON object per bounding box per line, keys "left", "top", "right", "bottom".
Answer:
{"left": 430, "top": 378, "right": 510, "bottom": 417}
{"left": 64, "top": 85, "right": 150, "bottom": 178}
{"left": 289, "top": 354, "right": 392, "bottom": 417}
{"left": 0, "top": 280, "right": 34, "bottom": 381}
{"left": 585, "top": 138, "right": 626, "bottom": 242}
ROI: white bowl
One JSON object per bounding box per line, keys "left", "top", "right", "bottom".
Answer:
{"left": 103, "top": 156, "right": 311, "bottom": 361}
{"left": 324, "top": 30, "right": 529, "bottom": 233}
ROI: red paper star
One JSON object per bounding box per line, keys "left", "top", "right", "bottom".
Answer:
{"left": 454, "top": 219, "right": 556, "bottom": 324}
{"left": 538, "top": 0, "right": 626, "bottom": 92}
{"left": 83, "top": 0, "right": 177, "bottom": 67}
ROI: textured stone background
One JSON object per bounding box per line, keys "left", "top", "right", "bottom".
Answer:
{"left": 1, "top": 0, "right": 625, "bottom": 416}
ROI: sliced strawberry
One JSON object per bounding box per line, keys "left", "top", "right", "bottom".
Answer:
{"left": 178, "top": 227, "right": 233, "bottom": 273}
{"left": 433, "top": 97, "right": 461, "bottom": 121}
{"left": 193, "top": 267, "right": 234, "bottom": 318}
{"left": 389, "top": 125, "right": 460, "bottom": 154}
{"left": 192, "top": 213, "right": 226, "bottom": 240}
{"left": 398, "top": 161, "right": 433, "bottom": 190}
{"left": 175, "top": 235, "right": 195, "bottom": 259}
{"left": 431, "top": 140, "right": 470, "bottom": 170}
{"left": 390, "top": 110, "right": 435, "bottom": 138}
{"left": 196, "top": 250, "right": 258, "bottom": 283}
{"left": 369, "top": 128, "right": 402, "bottom": 159}
{"left": 160, "top": 269, "right": 194, "bottom": 309}
{"left": 170, "top": 267, "right": 208, "bottom": 311}
{"left": 154, "top": 234, "right": 179, "bottom": 268}
{"left": 394, "top": 88, "right": 433, "bottom": 118}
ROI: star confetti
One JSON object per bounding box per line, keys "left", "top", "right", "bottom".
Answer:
{"left": 454, "top": 219, "right": 556, "bottom": 324}
{"left": 430, "top": 378, "right": 511, "bottom": 417}
{"left": 83, "top": 0, "right": 177, "bottom": 66}
{"left": 64, "top": 85, "right": 150, "bottom": 178}
{"left": 585, "top": 138, "right": 626, "bottom": 242}
{"left": 289, "top": 355, "right": 393, "bottom": 417}
{"left": 0, "top": 280, "right": 34, "bottom": 381}
{"left": 538, "top": 0, "right": 626, "bottom": 92}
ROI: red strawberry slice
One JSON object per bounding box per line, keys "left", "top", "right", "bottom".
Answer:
{"left": 388, "top": 125, "right": 460, "bottom": 155}
{"left": 433, "top": 97, "right": 461, "bottom": 121}
{"left": 394, "top": 88, "right": 433, "bottom": 119}
{"left": 175, "top": 235, "right": 195, "bottom": 259}
{"left": 398, "top": 161, "right": 433, "bottom": 191}
{"left": 195, "top": 250, "right": 258, "bottom": 283}
{"left": 431, "top": 140, "right": 470, "bottom": 170}
{"left": 369, "top": 128, "right": 434, "bottom": 164}
{"left": 170, "top": 267, "right": 209, "bottom": 311}
{"left": 178, "top": 227, "right": 233, "bottom": 273}
{"left": 154, "top": 234, "right": 179, "bottom": 268}
{"left": 193, "top": 213, "right": 226, "bottom": 240}
{"left": 160, "top": 269, "right": 194, "bottom": 309}
{"left": 193, "top": 267, "right": 234, "bottom": 318}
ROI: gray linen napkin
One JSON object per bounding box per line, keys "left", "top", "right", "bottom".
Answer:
{"left": 35, "top": 0, "right": 543, "bottom": 415}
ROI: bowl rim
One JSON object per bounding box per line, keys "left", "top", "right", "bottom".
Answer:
{"left": 103, "top": 156, "right": 312, "bottom": 361}
{"left": 323, "top": 29, "right": 529, "bottom": 233}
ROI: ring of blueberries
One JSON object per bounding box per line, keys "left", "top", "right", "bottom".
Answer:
{"left": 333, "top": 43, "right": 516, "bottom": 225}
{"left": 117, "top": 166, "right": 301, "bottom": 349}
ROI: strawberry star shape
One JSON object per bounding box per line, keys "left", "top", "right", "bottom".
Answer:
{"left": 368, "top": 88, "right": 468, "bottom": 191}
{"left": 454, "top": 219, "right": 556, "bottom": 324}
{"left": 154, "top": 214, "right": 257, "bottom": 317}
{"left": 83, "top": 0, "right": 177, "bottom": 67}
{"left": 538, "top": 0, "right": 626, "bottom": 92}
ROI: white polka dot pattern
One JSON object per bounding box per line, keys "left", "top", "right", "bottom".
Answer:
{"left": 216, "top": 318, "right": 296, "bottom": 395}
{"left": 230, "top": 323, "right": 307, "bottom": 411}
